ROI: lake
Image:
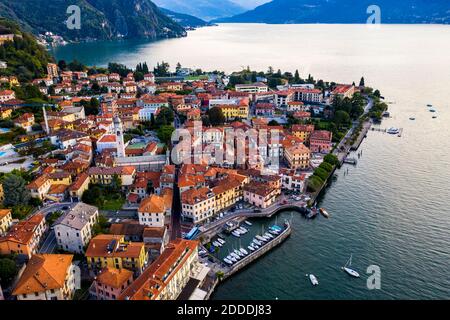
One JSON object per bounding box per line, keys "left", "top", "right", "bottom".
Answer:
{"left": 53, "top": 24, "right": 450, "bottom": 299}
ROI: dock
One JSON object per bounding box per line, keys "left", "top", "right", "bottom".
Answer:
{"left": 221, "top": 222, "right": 292, "bottom": 280}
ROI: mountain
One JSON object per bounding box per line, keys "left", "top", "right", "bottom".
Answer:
{"left": 159, "top": 8, "right": 211, "bottom": 28}
{"left": 0, "top": 19, "right": 54, "bottom": 82}
{"left": 152, "top": 0, "right": 246, "bottom": 21}
{"left": 217, "top": 0, "right": 450, "bottom": 24}
{"left": 0, "top": 0, "right": 186, "bottom": 42}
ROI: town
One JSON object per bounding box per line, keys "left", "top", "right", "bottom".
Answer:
{"left": 0, "top": 25, "right": 388, "bottom": 300}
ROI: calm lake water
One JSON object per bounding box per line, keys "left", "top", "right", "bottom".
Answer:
{"left": 53, "top": 24, "right": 450, "bottom": 299}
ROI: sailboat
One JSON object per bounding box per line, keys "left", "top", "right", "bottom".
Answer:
{"left": 342, "top": 254, "right": 360, "bottom": 278}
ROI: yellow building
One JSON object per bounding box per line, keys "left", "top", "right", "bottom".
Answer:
{"left": 292, "top": 124, "right": 315, "bottom": 141}
{"left": 284, "top": 144, "right": 311, "bottom": 170}
{"left": 217, "top": 105, "right": 249, "bottom": 120}
{"left": 0, "top": 209, "right": 12, "bottom": 235}
{"left": 86, "top": 235, "right": 148, "bottom": 276}
{"left": 212, "top": 174, "right": 247, "bottom": 213}
{"left": 0, "top": 107, "right": 12, "bottom": 119}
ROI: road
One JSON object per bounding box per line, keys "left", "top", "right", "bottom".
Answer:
{"left": 39, "top": 230, "right": 57, "bottom": 254}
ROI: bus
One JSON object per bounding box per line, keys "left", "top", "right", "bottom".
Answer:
{"left": 184, "top": 226, "right": 200, "bottom": 240}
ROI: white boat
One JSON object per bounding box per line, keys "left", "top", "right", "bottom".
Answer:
{"left": 234, "top": 249, "right": 244, "bottom": 257}
{"left": 244, "top": 221, "right": 252, "bottom": 226}
{"left": 229, "top": 255, "right": 237, "bottom": 262}
{"left": 230, "top": 253, "right": 240, "bottom": 260}
{"left": 232, "top": 231, "right": 241, "bottom": 237}
{"left": 264, "top": 232, "right": 274, "bottom": 239}
{"left": 253, "top": 239, "right": 262, "bottom": 246}
{"left": 239, "top": 227, "right": 248, "bottom": 233}
{"left": 342, "top": 254, "right": 360, "bottom": 278}
{"left": 248, "top": 245, "right": 255, "bottom": 252}
{"left": 217, "top": 238, "right": 225, "bottom": 245}
{"left": 308, "top": 274, "right": 319, "bottom": 286}
{"left": 223, "top": 258, "right": 233, "bottom": 265}
{"left": 387, "top": 127, "right": 400, "bottom": 135}
{"left": 213, "top": 241, "right": 221, "bottom": 247}
{"left": 240, "top": 248, "right": 249, "bottom": 255}
{"left": 256, "top": 235, "right": 266, "bottom": 242}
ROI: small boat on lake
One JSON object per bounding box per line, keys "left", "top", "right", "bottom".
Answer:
{"left": 244, "top": 220, "right": 252, "bottom": 226}
{"left": 319, "top": 208, "right": 330, "bottom": 218}
{"left": 342, "top": 254, "right": 360, "bottom": 278}
{"left": 409, "top": 117, "right": 415, "bottom": 120}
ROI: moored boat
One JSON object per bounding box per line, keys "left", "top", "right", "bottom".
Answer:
{"left": 232, "top": 231, "right": 241, "bottom": 237}
{"left": 244, "top": 220, "right": 252, "bottom": 226}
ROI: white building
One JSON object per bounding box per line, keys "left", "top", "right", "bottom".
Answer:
{"left": 138, "top": 195, "right": 169, "bottom": 228}
{"left": 235, "top": 82, "right": 268, "bottom": 93}
{"left": 181, "top": 187, "right": 216, "bottom": 224}
{"left": 54, "top": 202, "right": 99, "bottom": 253}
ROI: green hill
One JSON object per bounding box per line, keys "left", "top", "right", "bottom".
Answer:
{"left": 0, "top": 0, "right": 186, "bottom": 42}
{"left": 0, "top": 19, "right": 53, "bottom": 82}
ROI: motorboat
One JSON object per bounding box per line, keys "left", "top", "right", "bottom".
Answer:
{"left": 244, "top": 221, "right": 252, "bottom": 226}
{"left": 234, "top": 249, "right": 244, "bottom": 257}
{"left": 213, "top": 241, "right": 222, "bottom": 247}
{"left": 248, "top": 245, "right": 255, "bottom": 252}
{"left": 217, "top": 238, "right": 226, "bottom": 245}
{"left": 429, "top": 108, "right": 436, "bottom": 113}
{"left": 432, "top": 115, "right": 437, "bottom": 119}
{"left": 239, "top": 227, "right": 248, "bottom": 234}
{"left": 319, "top": 208, "right": 330, "bottom": 218}
{"left": 223, "top": 258, "right": 233, "bottom": 265}
{"left": 387, "top": 127, "right": 400, "bottom": 134}
{"left": 409, "top": 117, "right": 415, "bottom": 120}
{"left": 342, "top": 254, "right": 360, "bottom": 278}
{"left": 240, "top": 248, "right": 249, "bottom": 255}
{"left": 230, "top": 253, "right": 240, "bottom": 261}
{"left": 232, "top": 231, "right": 241, "bottom": 237}
{"left": 256, "top": 235, "right": 266, "bottom": 242}
{"left": 309, "top": 274, "right": 319, "bottom": 286}
{"left": 264, "top": 232, "right": 274, "bottom": 239}
{"left": 253, "top": 239, "right": 262, "bottom": 246}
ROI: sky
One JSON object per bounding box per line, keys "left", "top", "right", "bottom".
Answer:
{"left": 231, "top": 0, "right": 272, "bottom": 9}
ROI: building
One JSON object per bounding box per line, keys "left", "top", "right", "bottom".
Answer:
{"left": 274, "top": 91, "right": 294, "bottom": 107}
{"left": 86, "top": 235, "right": 148, "bottom": 276}
{"left": 235, "top": 82, "right": 268, "bottom": 93}
{"left": 0, "top": 90, "right": 15, "bottom": 103}
{"left": 12, "top": 254, "right": 76, "bottom": 300}
{"left": 68, "top": 172, "right": 90, "bottom": 202}
{"left": 181, "top": 187, "right": 216, "bottom": 224}
{"left": 90, "top": 267, "right": 133, "bottom": 300}
{"left": 292, "top": 124, "right": 315, "bottom": 141}
{"left": 138, "top": 194, "right": 171, "bottom": 228}
{"left": 293, "top": 88, "right": 323, "bottom": 103}
{"left": 113, "top": 116, "right": 126, "bottom": 158}
{"left": 0, "top": 34, "right": 16, "bottom": 45}
{"left": 47, "top": 63, "right": 59, "bottom": 78}
{"left": 284, "top": 144, "right": 311, "bottom": 169}
{"left": 87, "top": 166, "right": 136, "bottom": 187}
{"left": 331, "top": 84, "right": 355, "bottom": 100}
{"left": 0, "top": 214, "right": 46, "bottom": 258}
{"left": 243, "top": 182, "right": 278, "bottom": 209}
{"left": 54, "top": 202, "right": 99, "bottom": 254}
{"left": 310, "top": 130, "right": 333, "bottom": 154}
{"left": 119, "top": 239, "right": 199, "bottom": 300}
{"left": 14, "top": 113, "right": 35, "bottom": 132}
{"left": 0, "top": 209, "right": 12, "bottom": 235}
{"left": 217, "top": 104, "right": 249, "bottom": 120}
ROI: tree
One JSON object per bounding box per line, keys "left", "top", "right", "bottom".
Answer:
{"left": 0, "top": 258, "right": 18, "bottom": 286}
{"left": 2, "top": 174, "right": 30, "bottom": 207}
{"left": 111, "top": 174, "right": 122, "bottom": 193}
{"left": 324, "top": 154, "right": 339, "bottom": 166}
{"left": 334, "top": 110, "right": 351, "bottom": 129}
{"left": 154, "top": 61, "right": 170, "bottom": 77}
{"left": 294, "top": 69, "right": 300, "bottom": 83}
{"left": 155, "top": 107, "right": 174, "bottom": 126}
{"left": 207, "top": 107, "right": 225, "bottom": 126}
{"left": 359, "top": 77, "right": 365, "bottom": 87}
{"left": 157, "top": 125, "right": 175, "bottom": 145}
